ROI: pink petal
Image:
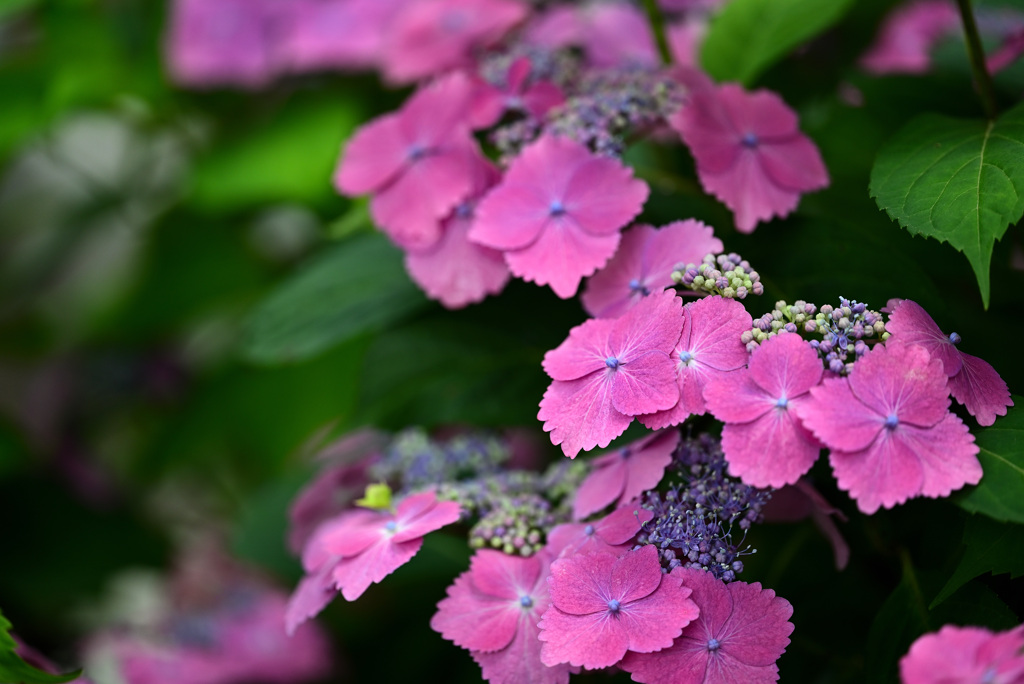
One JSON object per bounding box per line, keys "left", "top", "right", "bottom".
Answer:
{"left": 539, "top": 375, "right": 635, "bottom": 459}
{"left": 747, "top": 332, "right": 823, "bottom": 401}
{"left": 562, "top": 156, "right": 649, "bottom": 237}
{"left": 472, "top": 617, "right": 576, "bottom": 684}
{"left": 504, "top": 219, "right": 622, "bottom": 298}
{"left": 847, "top": 340, "right": 950, "bottom": 428}
{"left": 537, "top": 607, "right": 630, "bottom": 669}
{"left": 704, "top": 372, "right": 773, "bottom": 425}
{"left": 581, "top": 224, "right": 655, "bottom": 319}
{"left": 471, "top": 182, "right": 556, "bottom": 251}
{"left": 610, "top": 352, "right": 681, "bottom": 416}
{"left": 547, "top": 552, "right": 619, "bottom": 615}
{"left": 573, "top": 456, "right": 628, "bottom": 519}
{"left": 757, "top": 136, "right": 829, "bottom": 193}
{"left": 901, "top": 625, "right": 1024, "bottom": 684}
{"left": 304, "top": 509, "right": 382, "bottom": 571}
{"left": 285, "top": 564, "right": 337, "bottom": 636}
{"left": 717, "top": 85, "right": 798, "bottom": 139}
{"left": 620, "top": 428, "right": 680, "bottom": 505}
{"left": 949, "top": 352, "right": 1014, "bottom": 426}
{"left": 332, "top": 537, "right": 423, "bottom": 601}
{"left": 702, "top": 153, "right": 803, "bottom": 233}
{"left": 720, "top": 401, "right": 821, "bottom": 488}
{"left": 617, "top": 573, "right": 698, "bottom": 655}
{"left": 333, "top": 113, "right": 408, "bottom": 196}
{"left": 543, "top": 317, "right": 617, "bottom": 382}
{"left": 799, "top": 376, "right": 883, "bottom": 453}
{"left": 470, "top": 550, "right": 544, "bottom": 600}
{"left": 885, "top": 299, "right": 963, "bottom": 376}
{"left": 431, "top": 573, "right": 522, "bottom": 652}
{"left": 522, "top": 81, "right": 566, "bottom": 120}
{"left": 611, "top": 288, "right": 685, "bottom": 360}
{"left": 611, "top": 545, "right": 665, "bottom": 605}
{"left": 597, "top": 505, "right": 655, "bottom": 545}
{"left": 393, "top": 499, "right": 461, "bottom": 542}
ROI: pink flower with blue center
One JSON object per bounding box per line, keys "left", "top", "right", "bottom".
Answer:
{"left": 537, "top": 545, "right": 699, "bottom": 670}
{"left": 796, "top": 340, "right": 982, "bottom": 514}
{"left": 620, "top": 566, "right": 794, "bottom": 684}
{"left": 900, "top": 624, "right": 1024, "bottom": 684}
{"left": 538, "top": 290, "right": 683, "bottom": 458}
{"left": 547, "top": 504, "right": 655, "bottom": 558}
{"left": 703, "top": 332, "right": 824, "bottom": 489}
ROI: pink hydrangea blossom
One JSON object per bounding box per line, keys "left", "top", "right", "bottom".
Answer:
{"left": 900, "top": 624, "right": 1024, "bottom": 684}
{"left": 469, "top": 57, "right": 566, "bottom": 130}
{"left": 164, "top": 0, "right": 279, "bottom": 89}
{"left": 797, "top": 340, "right": 982, "bottom": 514}
{"left": 641, "top": 296, "right": 753, "bottom": 431}
{"left": 671, "top": 82, "right": 829, "bottom": 233}
{"left": 581, "top": 220, "right": 723, "bottom": 319}
{"left": 537, "top": 545, "right": 699, "bottom": 670}
{"left": 470, "top": 135, "right": 649, "bottom": 298}
{"left": 381, "top": 0, "right": 528, "bottom": 84}
{"left": 620, "top": 567, "right": 794, "bottom": 684}
{"left": 276, "top": 0, "right": 407, "bottom": 73}
{"left": 334, "top": 72, "right": 482, "bottom": 250}
{"left": 572, "top": 429, "right": 680, "bottom": 520}
{"left": 860, "top": 0, "right": 960, "bottom": 75}
{"left": 885, "top": 298, "right": 1013, "bottom": 426}
{"left": 404, "top": 155, "right": 511, "bottom": 309}
{"left": 431, "top": 550, "right": 576, "bottom": 684}
{"left": 286, "top": 492, "right": 461, "bottom": 632}
{"left": 538, "top": 290, "right": 684, "bottom": 458}
{"left": 703, "top": 332, "right": 823, "bottom": 489}
{"left": 525, "top": 2, "right": 658, "bottom": 68}
{"left": 547, "top": 504, "right": 655, "bottom": 557}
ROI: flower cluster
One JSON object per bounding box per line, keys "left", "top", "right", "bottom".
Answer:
{"left": 674, "top": 251, "right": 764, "bottom": 300}
{"left": 900, "top": 623, "right": 1024, "bottom": 683}
{"left": 370, "top": 428, "right": 510, "bottom": 492}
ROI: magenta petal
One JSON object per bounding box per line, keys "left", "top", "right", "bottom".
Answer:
{"left": 573, "top": 456, "right": 628, "bottom": 519}
{"left": 885, "top": 299, "right": 963, "bottom": 376}
{"left": 504, "top": 221, "right": 621, "bottom": 298}
{"left": 611, "top": 289, "right": 685, "bottom": 360}
{"left": 901, "top": 625, "right": 1024, "bottom": 684}
{"left": 704, "top": 153, "right": 803, "bottom": 233}
{"left": 704, "top": 372, "right": 773, "bottom": 425}
{"left": 828, "top": 434, "right": 929, "bottom": 514}
{"left": 305, "top": 509, "right": 382, "bottom": 570}
{"left": 285, "top": 564, "right": 337, "bottom": 636}
{"left": 618, "top": 574, "right": 698, "bottom": 655}
{"left": 537, "top": 607, "right": 630, "bottom": 669}
{"left": 620, "top": 429, "right": 680, "bottom": 503}
{"left": 846, "top": 341, "right": 949, "bottom": 429}
{"left": 610, "top": 545, "right": 663, "bottom": 604}
{"left": 431, "top": 574, "right": 521, "bottom": 652}
{"left": 800, "top": 377, "right": 885, "bottom": 453}
{"left": 561, "top": 157, "right": 649, "bottom": 236}
{"left": 333, "top": 537, "right": 423, "bottom": 601}
{"left": 472, "top": 617, "right": 576, "bottom": 684}
{"left": 721, "top": 405, "right": 821, "bottom": 488}
{"left": 611, "top": 352, "right": 680, "bottom": 416}
{"left": 718, "top": 85, "right": 798, "bottom": 138}
{"left": 597, "top": 505, "right": 654, "bottom": 545}
{"left": 539, "top": 375, "right": 635, "bottom": 458}
{"left": 543, "top": 317, "right": 617, "bottom": 382}
{"left": 746, "top": 332, "right": 823, "bottom": 400}
{"left": 334, "top": 113, "right": 408, "bottom": 196}
{"left": 757, "top": 136, "right": 829, "bottom": 192}
{"left": 470, "top": 550, "right": 544, "bottom": 600}
{"left": 949, "top": 352, "right": 1014, "bottom": 426}
{"left": 471, "top": 182, "right": 554, "bottom": 251}
{"left": 547, "top": 552, "right": 618, "bottom": 615}
{"left": 393, "top": 494, "right": 461, "bottom": 542}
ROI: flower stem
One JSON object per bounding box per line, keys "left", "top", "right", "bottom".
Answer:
{"left": 641, "top": 0, "right": 674, "bottom": 67}
{"left": 956, "top": 0, "right": 998, "bottom": 119}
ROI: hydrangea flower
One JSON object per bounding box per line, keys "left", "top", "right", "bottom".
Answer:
{"left": 547, "top": 504, "right": 654, "bottom": 557}
{"left": 431, "top": 550, "right": 576, "bottom": 684}
{"left": 885, "top": 298, "right": 1013, "bottom": 426}
{"left": 538, "top": 290, "right": 683, "bottom": 457}
{"left": 470, "top": 134, "right": 649, "bottom": 298}
{"left": 670, "top": 82, "right": 829, "bottom": 233}
{"left": 382, "top": 0, "right": 528, "bottom": 84}
{"left": 641, "top": 296, "right": 753, "bottom": 431}
{"left": 404, "top": 155, "right": 511, "bottom": 309}
{"left": 704, "top": 332, "right": 823, "bottom": 488}
{"left": 620, "top": 567, "right": 794, "bottom": 684}
{"left": 334, "top": 72, "right": 482, "bottom": 250}
{"left": 860, "top": 0, "right": 960, "bottom": 75}
{"left": 165, "top": 0, "right": 279, "bottom": 89}
{"left": 276, "top": 0, "right": 406, "bottom": 73}
{"left": 572, "top": 429, "right": 680, "bottom": 520}
{"left": 537, "top": 545, "right": 699, "bottom": 670}
{"left": 797, "top": 340, "right": 982, "bottom": 514}
{"left": 581, "top": 220, "right": 723, "bottom": 319}
{"left": 470, "top": 56, "right": 566, "bottom": 130}
{"left": 286, "top": 492, "right": 461, "bottom": 632}
{"left": 524, "top": 2, "right": 658, "bottom": 68}
{"left": 900, "top": 624, "right": 1024, "bottom": 684}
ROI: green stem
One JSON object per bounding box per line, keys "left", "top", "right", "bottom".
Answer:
{"left": 641, "top": 0, "right": 674, "bottom": 67}
{"left": 956, "top": 0, "right": 998, "bottom": 119}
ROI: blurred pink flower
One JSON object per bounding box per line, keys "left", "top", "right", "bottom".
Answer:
{"left": 798, "top": 340, "right": 982, "bottom": 514}
{"left": 671, "top": 83, "right": 829, "bottom": 233}
{"left": 886, "top": 298, "right": 1013, "bottom": 426}
{"left": 900, "top": 624, "right": 1024, "bottom": 684}
{"left": 621, "top": 567, "right": 794, "bottom": 684}
{"left": 277, "top": 0, "right": 407, "bottom": 73}
{"left": 704, "top": 332, "right": 823, "bottom": 488}
{"left": 538, "top": 290, "right": 683, "bottom": 458}
{"left": 582, "top": 220, "right": 722, "bottom": 319}
{"left": 641, "top": 296, "right": 753, "bottom": 431}
{"left": 471, "top": 135, "right": 649, "bottom": 298}
{"left": 525, "top": 2, "right": 658, "bottom": 68}
{"left": 572, "top": 429, "right": 680, "bottom": 520}
{"left": 860, "top": 0, "right": 959, "bottom": 75}
{"left": 469, "top": 57, "right": 566, "bottom": 130}
{"left": 537, "top": 545, "right": 699, "bottom": 669}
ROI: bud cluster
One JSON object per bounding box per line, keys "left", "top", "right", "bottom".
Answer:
{"left": 370, "top": 429, "right": 509, "bottom": 493}
{"left": 672, "top": 252, "right": 764, "bottom": 299}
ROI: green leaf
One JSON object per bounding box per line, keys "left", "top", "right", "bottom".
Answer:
{"left": 865, "top": 557, "right": 930, "bottom": 684}
{"left": 0, "top": 0, "right": 39, "bottom": 18}
{"left": 955, "top": 397, "right": 1024, "bottom": 524}
{"left": 869, "top": 103, "right": 1024, "bottom": 308}
{"left": 0, "top": 609, "right": 82, "bottom": 684}
{"left": 241, "top": 233, "right": 427, "bottom": 364}
{"left": 932, "top": 516, "right": 1024, "bottom": 607}
{"left": 700, "top": 0, "right": 854, "bottom": 85}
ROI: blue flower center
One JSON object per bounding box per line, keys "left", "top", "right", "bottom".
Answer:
{"left": 549, "top": 200, "right": 566, "bottom": 216}
{"left": 384, "top": 520, "right": 398, "bottom": 533}
{"left": 584, "top": 524, "right": 595, "bottom": 536}
{"left": 454, "top": 202, "right": 473, "bottom": 219}
{"left": 607, "top": 599, "right": 621, "bottom": 613}
{"left": 707, "top": 637, "right": 721, "bottom": 652}
{"left": 519, "top": 595, "right": 533, "bottom": 608}
{"left": 948, "top": 332, "right": 961, "bottom": 345}
{"left": 407, "top": 144, "right": 427, "bottom": 161}
{"left": 884, "top": 413, "right": 899, "bottom": 430}
{"left": 605, "top": 357, "right": 620, "bottom": 369}
{"left": 678, "top": 350, "right": 693, "bottom": 364}
{"left": 775, "top": 396, "right": 789, "bottom": 409}
{"left": 740, "top": 132, "right": 759, "bottom": 148}
{"left": 628, "top": 278, "right": 651, "bottom": 296}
